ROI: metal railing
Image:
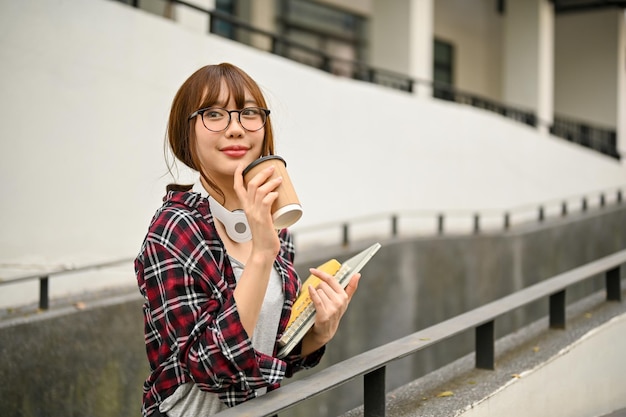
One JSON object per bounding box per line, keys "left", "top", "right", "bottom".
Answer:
{"left": 121, "top": 0, "right": 620, "bottom": 160}
{"left": 0, "top": 257, "right": 133, "bottom": 311}
{"left": 293, "top": 186, "right": 625, "bottom": 247}
{"left": 211, "top": 249, "right": 625, "bottom": 417}
{"left": 551, "top": 114, "right": 620, "bottom": 159}
{"left": 432, "top": 81, "right": 538, "bottom": 127}
{"left": 1, "top": 186, "right": 623, "bottom": 311}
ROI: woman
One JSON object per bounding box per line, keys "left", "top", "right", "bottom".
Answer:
{"left": 135, "top": 63, "right": 360, "bottom": 417}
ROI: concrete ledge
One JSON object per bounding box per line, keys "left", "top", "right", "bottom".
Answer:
{"left": 0, "top": 287, "right": 147, "bottom": 417}
{"left": 342, "top": 282, "right": 626, "bottom": 417}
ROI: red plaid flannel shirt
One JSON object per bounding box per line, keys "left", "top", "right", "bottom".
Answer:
{"left": 135, "top": 190, "right": 324, "bottom": 416}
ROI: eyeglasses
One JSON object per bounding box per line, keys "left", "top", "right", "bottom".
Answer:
{"left": 188, "top": 106, "right": 270, "bottom": 132}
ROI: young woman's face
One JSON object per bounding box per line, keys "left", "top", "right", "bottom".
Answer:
{"left": 194, "top": 81, "right": 265, "bottom": 183}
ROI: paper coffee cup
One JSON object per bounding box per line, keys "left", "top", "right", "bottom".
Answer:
{"left": 242, "top": 155, "right": 303, "bottom": 229}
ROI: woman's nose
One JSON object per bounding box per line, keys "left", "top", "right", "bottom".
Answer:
{"left": 224, "top": 116, "right": 244, "bottom": 137}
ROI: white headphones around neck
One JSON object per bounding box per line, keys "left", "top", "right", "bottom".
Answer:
{"left": 192, "top": 181, "right": 252, "bottom": 243}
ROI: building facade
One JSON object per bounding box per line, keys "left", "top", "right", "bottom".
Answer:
{"left": 125, "top": 0, "right": 626, "bottom": 159}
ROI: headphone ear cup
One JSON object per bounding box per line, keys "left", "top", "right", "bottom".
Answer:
{"left": 208, "top": 197, "right": 252, "bottom": 243}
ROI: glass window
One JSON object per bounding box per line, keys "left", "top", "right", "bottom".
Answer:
{"left": 433, "top": 39, "right": 455, "bottom": 100}
{"left": 278, "top": 0, "right": 367, "bottom": 75}
{"left": 434, "top": 39, "right": 454, "bottom": 85}
{"left": 284, "top": 0, "right": 362, "bottom": 39}
{"left": 213, "top": 0, "right": 236, "bottom": 40}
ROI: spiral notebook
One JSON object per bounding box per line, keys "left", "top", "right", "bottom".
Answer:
{"left": 277, "top": 242, "right": 382, "bottom": 358}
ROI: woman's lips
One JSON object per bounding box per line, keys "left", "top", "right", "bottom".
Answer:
{"left": 221, "top": 146, "right": 248, "bottom": 158}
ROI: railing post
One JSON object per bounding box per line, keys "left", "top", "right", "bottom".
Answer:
{"left": 561, "top": 201, "right": 568, "bottom": 217}
{"left": 475, "top": 321, "right": 495, "bottom": 370}
{"left": 582, "top": 197, "right": 588, "bottom": 212}
{"left": 617, "top": 190, "right": 623, "bottom": 204}
{"left": 364, "top": 367, "right": 386, "bottom": 417}
{"left": 606, "top": 266, "right": 622, "bottom": 301}
{"left": 538, "top": 206, "right": 545, "bottom": 222}
{"left": 342, "top": 223, "right": 349, "bottom": 247}
{"left": 39, "top": 276, "right": 49, "bottom": 310}
{"left": 503, "top": 212, "right": 510, "bottom": 230}
{"left": 321, "top": 55, "right": 331, "bottom": 73}
{"left": 549, "top": 290, "right": 566, "bottom": 329}
{"left": 437, "top": 213, "right": 444, "bottom": 235}
{"left": 367, "top": 68, "right": 375, "bottom": 83}
{"left": 600, "top": 193, "right": 606, "bottom": 207}
{"left": 473, "top": 214, "right": 480, "bottom": 234}
{"left": 391, "top": 215, "right": 398, "bottom": 238}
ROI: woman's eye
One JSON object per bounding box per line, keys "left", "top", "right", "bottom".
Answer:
{"left": 206, "top": 110, "right": 224, "bottom": 119}
{"left": 241, "top": 108, "right": 260, "bottom": 117}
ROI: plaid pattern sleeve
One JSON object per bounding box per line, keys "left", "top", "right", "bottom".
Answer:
{"left": 136, "top": 191, "right": 325, "bottom": 416}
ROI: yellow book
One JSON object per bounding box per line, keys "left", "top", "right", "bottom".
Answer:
{"left": 276, "top": 243, "right": 382, "bottom": 358}
{"left": 285, "top": 259, "right": 342, "bottom": 329}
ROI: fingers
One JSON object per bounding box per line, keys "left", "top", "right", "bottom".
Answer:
{"left": 344, "top": 273, "right": 361, "bottom": 300}
{"left": 233, "top": 163, "right": 245, "bottom": 189}
{"left": 235, "top": 164, "right": 283, "bottom": 225}
{"left": 308, "top": 269, "right": 358, "bottom": 312}
{"left": 242, "top": 166, "right": 282, "bottom": 207}
{"left": 308, "top": 283, "right": 341, "bottom": 328}
{"left": 246, "top": 166, "right": 281, "bottom": 193}
{"left": 309, "top": 267, "right": 343, "bottom": 292}
{"left": 308, "top": 278, "right": 348, "bottom": 345}
{"left": 233, "top": 162, "right": 248, "bottom": 201}
{"left": 309, "top": 268, "right": 360, "bottom": 297}
{"left": 308, "top": 284, "right": 329, "bottom": 314}
{"left": 307, "top": 271, "right": 362, "bottom": 347}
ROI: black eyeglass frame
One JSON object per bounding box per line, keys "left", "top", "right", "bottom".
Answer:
{"left": 188, "top": 107, "right": 271, "bottom": 132}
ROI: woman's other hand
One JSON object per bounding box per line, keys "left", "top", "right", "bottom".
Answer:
{"left": 300, "top": 269, "right": 361, "bottom": 357}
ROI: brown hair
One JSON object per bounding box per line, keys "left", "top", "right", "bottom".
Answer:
{"left": 165, "top": 63, "right": 275, "bottom": 201}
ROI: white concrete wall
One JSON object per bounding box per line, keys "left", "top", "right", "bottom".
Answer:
{"left": 555, "top": 8, "right": 620, "bottom": 127}
{"left": 0, "top": 0, "right": 625, "bottom": 307}
{"left": 370, "top": 0, "right": 412, "bottom": 73}
{"left": 460, "top": 313, "right": 626, "bottom": 417}
{"left": 502, "top": 0, "right": 543, "bottom": 111}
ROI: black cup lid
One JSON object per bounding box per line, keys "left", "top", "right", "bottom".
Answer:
{"left": 242, "top": 155, "right": 286, "bottom": 176}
